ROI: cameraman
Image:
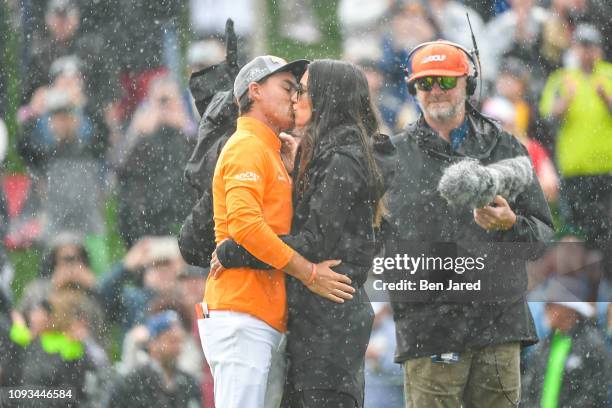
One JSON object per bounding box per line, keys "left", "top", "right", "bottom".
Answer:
{"left": 384, "top": 40, "right": 553, "bottom": 407}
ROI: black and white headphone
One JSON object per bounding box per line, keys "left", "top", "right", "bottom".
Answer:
{"left": 406, "top": 40, "right": 479, "bottom": 97}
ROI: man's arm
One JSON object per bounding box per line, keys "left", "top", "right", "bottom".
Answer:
{"left": 212, "top": 236, "right": 355, "bottom": 304}
{"left": 215, "top": 237, "right": 279, "bottom": 270}
{"left": 473, "top": 191, "right": 554, "bottom": 246}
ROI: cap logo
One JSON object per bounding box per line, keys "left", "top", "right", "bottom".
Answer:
{"left": 269, "top": 56, "right": 286, "bottom": 65}
{"left": 245, "top": 68, "right": 267, "bottom": 82}
{"left": 422, "top": 54, "right": 447, "bottom": 64}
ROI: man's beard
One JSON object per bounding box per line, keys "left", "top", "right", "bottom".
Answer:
{"left": 424, "top": 100, "right": 462, "bottom": 122}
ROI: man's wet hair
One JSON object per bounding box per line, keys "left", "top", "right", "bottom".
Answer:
{"left": 238, "top": 92, "right": 253, "bottom": 115}
{"left": 237, "top": 76, "right": 270, "bottom": 115}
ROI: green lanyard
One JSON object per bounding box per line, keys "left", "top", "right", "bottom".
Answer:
{"left": 9, "top": 325, "right": 84, "bottom": 361}
{"left": 541, "top": 330, "right": 572, "bottom": 408}
{"left": 9, "top": 322, "right": 32, "bottom": 347}
{"left": 40, "top": 331, "right": 85, "bottom": 361}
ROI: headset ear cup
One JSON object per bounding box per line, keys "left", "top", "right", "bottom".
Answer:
{"left": 466, "top": 76, "right": 476, "bottom": 96}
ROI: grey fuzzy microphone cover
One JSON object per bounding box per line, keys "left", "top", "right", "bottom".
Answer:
{"left": 438, "top": 156, "right": 533, "bottom": 208}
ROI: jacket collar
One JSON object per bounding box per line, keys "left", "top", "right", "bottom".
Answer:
{"left": 237, "top": 116, "right": 281, "bottom": 151}
{"left": 411, "top": 103, "right": 501, "bottom": 161}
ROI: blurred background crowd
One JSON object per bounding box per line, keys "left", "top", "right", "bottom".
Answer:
{"left": 0, "top": 0, "right": 611, "bottom": 406}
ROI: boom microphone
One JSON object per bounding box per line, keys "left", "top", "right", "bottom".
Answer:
{"left": 438, "top": 156, "right": 533, "bottom": 209}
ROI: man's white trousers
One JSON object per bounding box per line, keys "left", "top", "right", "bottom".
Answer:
{"left": 198, "top": 310, "right": 286, "bottom": 408}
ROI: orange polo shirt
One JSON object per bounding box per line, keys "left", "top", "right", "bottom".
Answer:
{"left": 204, "top": 116, "right": 295, "bottom": 332}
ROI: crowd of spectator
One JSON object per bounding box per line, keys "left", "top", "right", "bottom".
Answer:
{"left": 0, "top": 0, "right": 611, "bottom": 407}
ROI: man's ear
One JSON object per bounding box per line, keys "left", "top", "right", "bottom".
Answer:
{"left": 247, "top": 82, "right": 261, "bottom": 102}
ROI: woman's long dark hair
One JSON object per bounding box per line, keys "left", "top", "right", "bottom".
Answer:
{"left": 296, "top": 59, "right": 385, "bottom": 225}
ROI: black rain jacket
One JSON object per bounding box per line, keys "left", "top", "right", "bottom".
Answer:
{"left": 178, "top": 20, "right": 240, "bottom": 266}
{"left": 384, "top": 104, "right": 554, "bottom": 362}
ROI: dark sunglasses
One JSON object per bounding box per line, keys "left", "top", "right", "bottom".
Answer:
{"left": 414, "top": 76, "right": 459, "bottom": 92}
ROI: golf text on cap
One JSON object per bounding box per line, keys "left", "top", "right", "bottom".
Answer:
{"left": 422, "top": 55, "right": 447, "bottom": 64}
{"left": 247, "top": 56, "right": 289, "bottom": 82}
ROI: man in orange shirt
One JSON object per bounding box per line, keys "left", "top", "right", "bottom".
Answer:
{"left": 197, "top": 56, "right": 355, "bottom": 408}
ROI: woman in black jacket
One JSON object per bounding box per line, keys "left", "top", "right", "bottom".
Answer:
{"left": 212, "top": 59, "right": 397, "bottom": 407}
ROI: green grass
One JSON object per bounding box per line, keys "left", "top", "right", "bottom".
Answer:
{"left": 267, "top": 0, "right": 342, "bottom": 61}
{"left": 9, "top": 249, "right": 41, "bottom": 302}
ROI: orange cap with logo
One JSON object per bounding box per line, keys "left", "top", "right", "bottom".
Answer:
{"left": 408, "top": 42, "right": 470, "bottom": 83}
